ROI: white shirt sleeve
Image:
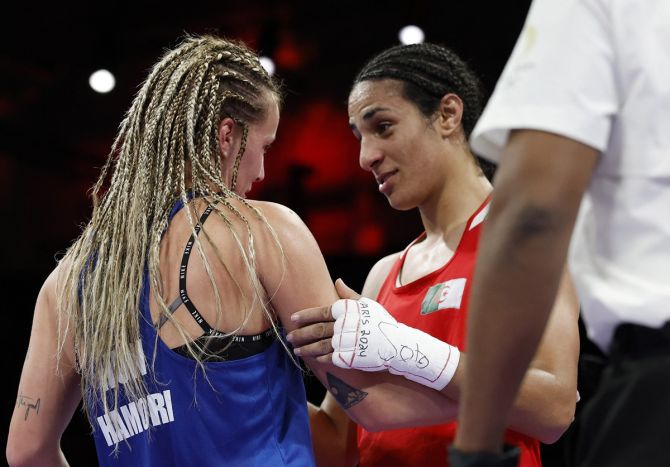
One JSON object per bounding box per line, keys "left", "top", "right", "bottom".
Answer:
{"left": 470, "top": 0, "right": 618, "bottom": 162}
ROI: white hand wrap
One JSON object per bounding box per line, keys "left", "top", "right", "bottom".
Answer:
{"left": 331, "top": 297, "right": 460, "bottom": 391}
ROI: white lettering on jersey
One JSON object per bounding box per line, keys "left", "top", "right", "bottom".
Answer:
{"left": 102, "top": 340, "right": 149, "bottom": 391}
{"left": 97, "top": 389, "right": 175, "bottom": 447}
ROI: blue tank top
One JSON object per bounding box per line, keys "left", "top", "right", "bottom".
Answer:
{"left": 89, "top": 200, "right": 315, "bottom": 466}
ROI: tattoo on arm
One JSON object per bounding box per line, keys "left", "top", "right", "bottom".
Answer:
{"left": 326, "top": 372, "right": 368, "bottom": 409}
{"left": 16, "top": 393, "right": 41, "bottom": 421}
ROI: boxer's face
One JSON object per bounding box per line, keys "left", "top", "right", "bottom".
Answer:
{"left": 348, "top": 79, "right": 450, "bottom": 211}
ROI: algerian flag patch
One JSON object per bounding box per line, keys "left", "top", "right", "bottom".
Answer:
{"left": 420, "top": 278, "right": 467, "bottom": 315}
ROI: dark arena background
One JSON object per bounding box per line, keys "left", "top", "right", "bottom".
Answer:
{"left": 2, "top": 1, "right": 604, "bottom": 465}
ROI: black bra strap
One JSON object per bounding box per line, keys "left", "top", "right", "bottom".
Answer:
{"left": 156, "top": 296, "right": 183, "bottom": 330}
{"left": 178, "top": 204, "right": 224, "bottom": 337}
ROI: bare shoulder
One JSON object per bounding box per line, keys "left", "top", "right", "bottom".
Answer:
{"left": 244, "top": 200, "right": 317, "bottom": 253}
{"left": 362, "top": 251, "right": 402, "bottom": 299}
{"left": 36, "top": 260, "right": 75, "bottom": 327}
{"left": 246, "top": 200, "right": 307, "bottom": 233}
{"left": 369, "top": 252, "right": 402, "bottom": 278}
{"left": 243, "top": 200, "right": 338, "bottom": 329}
{"left": 204, "top": 198, "right": 312, "bottom": 258}
{"left": 27, "top": 260, "right": 78, "bottom": 365}
{"left": 38, "top": 263, "right": 65, "bottom": 307}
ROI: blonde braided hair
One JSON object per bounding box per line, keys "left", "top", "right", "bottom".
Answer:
{"left": 55, "top": 34, "right": 286, "bottom": 425}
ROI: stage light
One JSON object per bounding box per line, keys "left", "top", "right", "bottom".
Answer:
{"left": 398, "top": 25, "right": 425, "bottom": 45}
{"left": 89, "top": 69, "right": 115, "bottom": 94}
{"left": 259, "top": 56, "right": 276, "bottom": 76}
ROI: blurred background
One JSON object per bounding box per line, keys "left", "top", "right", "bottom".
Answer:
{"left": 4, "top": 1, "right": 601, "bottom": 465}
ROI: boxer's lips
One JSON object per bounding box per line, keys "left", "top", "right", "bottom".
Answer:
{"left": 375, "top": 169, "right": 398, "bottom": 194}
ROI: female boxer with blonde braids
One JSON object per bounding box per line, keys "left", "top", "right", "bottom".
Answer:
{"left": 8, "top": 34, "right": 339, "bottom": 466}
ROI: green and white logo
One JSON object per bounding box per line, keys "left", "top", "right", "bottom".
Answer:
{"left": 420, "top": 278, "right": 467, "bottom": 315}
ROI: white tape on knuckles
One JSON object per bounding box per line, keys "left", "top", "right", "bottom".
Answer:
{"left": 332, "top": 297, "right": 398, "bottom": 371}
{"left": 331, "top": 297, "right": 461, "bottom": 391}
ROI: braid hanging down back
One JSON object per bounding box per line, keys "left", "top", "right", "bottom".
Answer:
{"left": 55, "top": 34, "right": 288, "bottom": 428}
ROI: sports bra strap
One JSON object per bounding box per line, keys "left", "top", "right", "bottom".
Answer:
{"left": 177, "top": 203, "right": 224, "bottom": 337}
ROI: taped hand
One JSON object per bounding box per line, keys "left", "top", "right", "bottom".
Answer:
{"left": 331, "top": 297, "right": 460, "bottom": 391}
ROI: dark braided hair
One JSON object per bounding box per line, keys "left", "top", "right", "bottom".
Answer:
{"left": 353, "top": 43, "right": 495, "bottom": 178}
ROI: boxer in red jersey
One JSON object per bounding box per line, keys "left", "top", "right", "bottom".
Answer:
{"left": 287, "top": 43, "right": 580, "bottom": 467}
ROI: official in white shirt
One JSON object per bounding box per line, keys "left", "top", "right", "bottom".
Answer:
{"left": 450, "top": 0, "right": 670, "bottom": 466}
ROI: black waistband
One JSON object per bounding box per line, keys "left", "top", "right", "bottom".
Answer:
{"left": 172, "top": 327, "right": 277, "bottom": 362}
{"left": 610, "top": 321, "right": 670, "bottom": 360}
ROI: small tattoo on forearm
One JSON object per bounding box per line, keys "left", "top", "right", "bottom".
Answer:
{"left": 326, "top": 372, "right": 368, "bottom": 409}
{"left": 16, "top": 393, "right": 41, "bottom": 420}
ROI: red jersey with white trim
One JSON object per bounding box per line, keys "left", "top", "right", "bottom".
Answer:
{"left": 357, "top": 197, "right": 542, "bottom": 467}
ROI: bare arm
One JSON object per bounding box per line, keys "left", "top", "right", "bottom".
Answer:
{"left": 445, "top": 268, "right": 580, "bottom": 443}
{"left": 7, "top": 266, "right": 82, "bottom": 467}
{"left": 455, "top": 130, "right": 598, "bottom": 453}
{"left": 255, "top": 203, "right": 460, "bottom": 428}
{"left": 291, "top": 259, "right": 579, "bottom": 442}
{"left": 308, "top": 394, "right": 358, "bottom": 467}
{"left": 306, "top": 254, "right": 413, "bottom": 467}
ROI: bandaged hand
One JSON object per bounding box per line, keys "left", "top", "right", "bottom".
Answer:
{"left": 331, "top": 297, "right": 460, "bottom": 391}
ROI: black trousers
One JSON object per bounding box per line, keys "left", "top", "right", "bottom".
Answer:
{"left": 567, "top": 321, "right": 670, "bottom": 467}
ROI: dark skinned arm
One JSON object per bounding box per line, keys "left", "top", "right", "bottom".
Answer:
{"left": 454, "top": 129, "right": 598, "bottom": 453}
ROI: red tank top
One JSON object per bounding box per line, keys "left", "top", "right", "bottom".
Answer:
{"left": 357, "top": 197, "right": 542, "bottom": 467}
